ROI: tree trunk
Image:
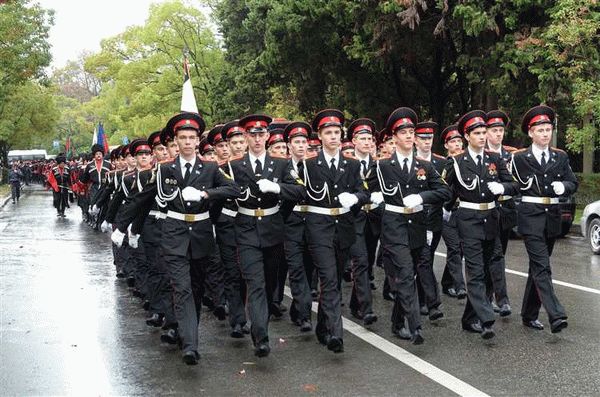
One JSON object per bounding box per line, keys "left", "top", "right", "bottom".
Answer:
{"left": 582, "top": 113, "right": 594, "bottom": 173}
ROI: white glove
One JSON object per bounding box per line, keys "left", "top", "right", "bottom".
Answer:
{"left": 551, "top": 181, "right": 565, "bottom": 195}
{"left": 403, "top": 194, "right": 423, "bottom": 208}
{"left": 100, "top": 220, "right": 111, "bottom": 233}
{"left": 111, "top": 228, "right": 125, "bottom": 247}
{"left": 426, "top": 230, "right": 433, "bottom": 246}
{"left": 370, "top": 191, "right": 384, "bottom": 205}
{"left": 442, "top": 208, "right": 451, "bottom": 223}
{"left": 487, "top": 181, "right": 505, "bottom": 195}
{"left": 257, "top": 179, "right": 281, "bottom": 194}
{"left": 89, "top": 205, "right": 99, "bottom": 215}
{"left": 338, "top": 192, "right": 359, "bottom": 209}
{"left": 128, "top": 233, "right": 140, "bottom": 249}
{"left": 181, "top": 186, "right": 203, "bottom": 202}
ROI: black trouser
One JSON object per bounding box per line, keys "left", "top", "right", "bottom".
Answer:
{"left": 130, "top": 236, "right": 149, "bottom": 298}
{"left": 273, "top": 244, "right": 288, "bottom": 305}
{"left": 521, "top": 234, "right": 566, "bottom": 323}
{"left": 440, "top": 220, "right": 465, "bottom": 291}
{"left": 487, "top": 233, "right": 510, "bottom": 306}
{"left": 163, "top": 251, "right": 207, "bottom": 354}
{"left": 365, "top": 223, "right": 379, "bottom": 282}
{"left": 219, "top": 243, "right": 247, "bottom": 328}
{"left": 284, "top": 237, "right": 313, "bottom": 323}
{"left": 460, "top": 236, "right": 496, "bottom": 327}
{"left": 309, "top": 242, "right": 348, "bottom": 341}
{"left": 349, "top": 228, "right": 374, "bottom": 316}
{"left": 383, "top": 243, "right": 421, "bottom": 333}
{"left": 11, "top": 182, "right": 20, "bottom": 201}
{"left": 238, "top": 244, "right": 281, "bottom": 345}
{"left": 417, "top": 230, "right": 442, "bottom": 310}
{"left": 53, "top": 190, "right": 69, "bottom": 214}
{"left": 204, "top": 251, "right": 226, "bottom": 307}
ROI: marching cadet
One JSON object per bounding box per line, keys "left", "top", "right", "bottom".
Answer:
{"left": 439, "top": 125, "right": 467, "bottom": 299}
{"left": 280, "top": 121, "right": 313, "bottom": 332}
{"left": 341, "top": 139, "right": 355, "bottom": 157}
{"left": 49, "top": 154, "right": 71, "bottom": 217}
{"left": 161, "top": 127, "right": 180, "bottom": 159}
{"left": 226, "top": 119, "right": 248, "bottom": 157}
{"left": 79, "top": 144, "right": 111, "bottom": 229}
{"left": 413, "top": 121, "right": 445, "bottom": 317}
{"left": 267, "top": 126, "right": 289, "bottom": 158}
{"left": 113, "top": 111, "right": 240, "bottom": 365}
{"left": 485, "top": 110, "right": 517, "bottom": 316}
{"left": 346, "top": 118, "right": 380, "bottom": 326}
{"left": 228, "top": 114, "right": 305, "bottom": 357}
{"left": 367, "top": 108, "right": 450, "bottom": 344}
{"left": 199, "top": 139, "right": 217, "bottom": 161}
{"left": 443, "top": 110, "right": 518, "bottom": 339}
{"left": 207, "top": 122, "right": 249, "bottom": 338}
{"left": 512, "top": 105, "right": 576, "bottom": 333}
{"left": 302, "top": 109, "right": 370, "bottom": 353}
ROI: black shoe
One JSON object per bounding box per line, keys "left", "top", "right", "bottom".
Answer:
{"left": 142, "top": 300, "right": 150, "bottom": 311}
{"left": 269, "top": 303, "right": 283, "bottom": 319}
{"left": 202, "top": 296, "right": 216, "bottom": 311}
{"left": 311, "top": 289, "right": 318, "bottom": 300}
{"left": 499, "top": 303, "right": 512, "bottom": 317}
{"left": 412, "top": 328, "right": 424, "bottom": 345}
{"left": 481, "top": 326, "right": 495, "bottom": 339}
{"left": 443, "top": 287, "right": 458, "bottom": 298}
{"left": 420, "top": 305, "right": 429, "bottom": 316}
{"left": 182, "top": 350, "right": 199, "bottom": 365}
{"left": 343, "top": 270, "right": 352, "bottom": 282}
{"left": 492, "top": 301, "right": 500, "bottom": 313}
{"left": 230, "top": 323, "right": 244, "bottom": 338}
{"left": 392, "top": 323, "right": 412, "bottom": 340}
{"left": 550, "top": 318, "right": 568, "bottom": 334}
{"left": 126, "top": 277, "right": 135, "bottom": 288}
{"left": 254, "top": 342, "right": 271, "bottom": 357}
{"left": 300, "top": 320, "right": 312, "bottom": 333}
{"left": 462, "top": 321, "right": 483, "bottom": 333}
{"left": 116, "top": 272, "right": 125, "bottom": 279}
{"left": 317, "top": 332, "right": 329, "bottom": 346}
{"left": 213, "top": 305, "right": 227, "bottom": 321}
{"left": 363, "top": 313, "right": 378, "bottom": 326}
{"left": 160, "top": 328, "right": 179, "bottom": 345}
{"left": 146, "top": 313, "right": 164, "bottom": 327}
{"left": 350, "top": 309, "right": 363, "bottom": 320}
{"left": 383, "top": 291, "right": 395, "bottom": 301}
{"left": 370, "top": 282, "right": 377, "bottom": 290}
{"left": 327, "top": 336, "right": 344, "bottom": 353}
{"left": 428, "top": 307, "right": 444, "bottom": 321}
{"left": 456, "top": 288, "right": 467, "bottom": 300}
{"left": 522, "top": 319, "right": 544, "bottom": 330}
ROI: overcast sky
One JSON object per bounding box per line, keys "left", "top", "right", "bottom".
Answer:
{"left": 37, "top": 0, "right": 209, "bottom": 70}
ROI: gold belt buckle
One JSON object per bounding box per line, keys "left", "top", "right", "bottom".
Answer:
{"left": 541, "top": 197, "right": 550, "bottom": 205}
{"left": 299, "top": 205, "right": 308, "bottom": 212}
{"left": 404, "top": 207, "right": 414, "bottom": 214}
{"left": 254, "top": 209, "right": 265, "bottom": 217}
{"left": 330, "top": 208, "right": 340, "bottom": 216}
{"left": 363, "top": 204, "right": 371, "bottom": 212}
{"left": 184, "top": 214, "right": 195, "bottom": 222}
{"left": 479, "top": 203, "right": 488, "bottom": 210}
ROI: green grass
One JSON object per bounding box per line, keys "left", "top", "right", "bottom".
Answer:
{"left": 0, "top": 184, "right": 9, "bottom": 197}
{"left": 573, "top": 207, "right": 584, "bottom": 225}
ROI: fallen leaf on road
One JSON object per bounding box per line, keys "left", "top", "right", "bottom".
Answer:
{"left": 303, "top": 384, "right": 318, "bottom": 393}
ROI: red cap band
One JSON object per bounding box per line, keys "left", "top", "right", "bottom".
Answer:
{"left": 152, "top": 135, "right": 161, "bottom": 146}
{"left": 444, "top": 131, "right": 461, "bottom": 142}
{"left": 318, "top": 116, "right": 341, "bottom": 129}
{"left": 135, "top": 144, "right": 151, "bottom": 154}
{"left": 392, "top": 118, "right": 414, "bottom": 132}
{"left": 528, "top": 114, "right": 551, "bottom": 128}
{"left": 268, "top": 134, "right": 284, "bottom": 145}
{"left": 464, "top": 117, "right": 485, "bottom": 133}
{"left": 415, "top": 127, "right": 434, "bottom": 134}
{"left": 289, "top": 127, "right": 308, "bottom": 138}
{"left": 174, "top": 119, "right": 200, "bottom": 131}
{"left": 243, "top": 120, "right": 268, "bottom": 130}
{"left": 486, "top": 117, "right": 504, "bottom": 126}
{"left": 353, "top": 124, "right": 373, "bottom": 134}
{"left": 226, "top": 126, "right": 245, "bottom": 137}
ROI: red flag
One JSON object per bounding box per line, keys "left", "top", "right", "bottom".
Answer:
{"left": 46, "top": 170, "right": 59, "bottom": 192}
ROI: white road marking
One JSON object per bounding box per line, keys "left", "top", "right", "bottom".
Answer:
{"left": 284, "top": 287, "right": 490, "bottom": 397}
{"left": 434, "top": 252, "right": 600, "bottom": 296}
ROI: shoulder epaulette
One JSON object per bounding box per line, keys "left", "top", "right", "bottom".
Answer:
{"left": 503, "top": 145, "right": 518, "bottom": 153}
{"left": 551, "top": 147, "right": 566, "bottom": 154}
{"left": 376, "top": 154, "right": 392, "bottom": 160}
{"left": 124, "top": 170, "right": 136, "bottom": 176}
{"left": 203, "top": 159, "right": 219, "bottom": 164}
{"left": 158, "top": 159, "right": 172, "bottom": 164}
{"left": 432, "top": 153, "right": 446, "bottom": 160}
{"left": 269, "top": 153, "right": 288, "bottom": 160}
{"left": 512, "top": 148, "right": 527, "bottom": 154}
{"left": 228, "top": 155, "right": 243, "bottom": 162}
{"left": 415, "top": 156, "right": 431, "bottom": 163}
{"left": 342, "top": 152, "right": 356, "bottom": 160}
{"left": 304, "top": 152, "right": 318, "bottom": 160}
{"left": 451, "top": 150, "right": 464, "bottom": 158}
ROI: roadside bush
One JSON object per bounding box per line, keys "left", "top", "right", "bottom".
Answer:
{"left": 575, "top": 173, "right": 600, "bottom": 207}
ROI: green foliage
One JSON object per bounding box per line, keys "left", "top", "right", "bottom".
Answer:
{"left": 575, "top": 173, "right": 600, "bottom": 207}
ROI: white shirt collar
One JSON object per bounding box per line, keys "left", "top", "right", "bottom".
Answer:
{"left": 179, "top": 155, "right": 196, "bottom": 172}
{"left": 248, "top": 151, "right": 266, "bottom": 172}
{"left": 322, "top": 150, "right": 340, "bottom": 167}
{"left": 355, "top": 152, "right": 370, "bottom": 167}
{"left": 395, "top": 150, "right": 413, "bottom": 170}
{"left": 467, "top": 146, "right": 484, "bottom": 162}
{"left": 531, "top": 144, "right": 549, "bottom": 165}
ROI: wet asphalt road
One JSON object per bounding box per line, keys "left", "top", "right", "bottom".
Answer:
{"left": 1, "top": 186, "right": 599, "bottom": 396}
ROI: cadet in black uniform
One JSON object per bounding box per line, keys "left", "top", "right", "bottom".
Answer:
{"left": 79, "top": 144, "right": 111, "bottom": 229}
{"left": 485, "top": 110, "right": 517, "bottom": 316}
{"left": 346, "top": 118, "right": 380, "bottom": 326}
{"left": 511, "top": 105, "right": 576, "bottom": 333}
{"left": 228, "top": 114, "right": 304, "bottom": 357}
{"left": 443, "top": 110, "right": 518, "bottom": 339}
{"left": 302, "top": 109, "right": 370, "bottom": 353}
{"left": 50, "top": 154, "right": 72, "bottom": 217}
{"left": 280, "top": 121, "right": 313, "bottom": 332}
{"left": 114, "top": 112, "right": 240, "bottom": 365}
{"left": 368, "top": 108, "right": 451, "bottom": 344}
